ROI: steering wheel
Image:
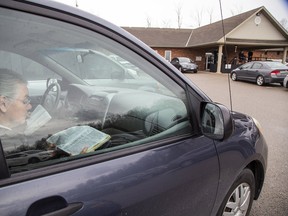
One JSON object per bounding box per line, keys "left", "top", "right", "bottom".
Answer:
{"left": 41, "top": 82, "right": 61, "bottom": 114}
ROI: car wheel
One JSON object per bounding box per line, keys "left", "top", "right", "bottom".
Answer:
{"left": 256, "top": 75, "right": 265, "bottom": 86}
{"left": 217, "top": 169, "right": 255, "bottom": 216}
{"left": 231, "top": 72, "right": 237, "bottom": 81}
{"left": 194, "top": 70, "right": 198, "bottom": 73}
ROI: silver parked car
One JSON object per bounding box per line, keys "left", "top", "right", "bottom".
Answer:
{"left": 231, "top": 61, "right": 288, "bottom": 86}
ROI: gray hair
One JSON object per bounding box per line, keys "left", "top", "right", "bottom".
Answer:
{"left": 0, "top": 68, "right": 27, "bottom": 98}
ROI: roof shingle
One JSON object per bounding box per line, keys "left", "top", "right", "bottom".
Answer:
{"left": 123, "top": 7, "right": 264, "bottom": 48}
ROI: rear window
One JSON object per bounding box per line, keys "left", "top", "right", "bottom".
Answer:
{"left": 265, "top": 62, "right": 288, "bottom": 69}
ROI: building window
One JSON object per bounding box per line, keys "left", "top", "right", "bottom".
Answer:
{"left": 165, "top": 50, "right": 171, "bottom": 61}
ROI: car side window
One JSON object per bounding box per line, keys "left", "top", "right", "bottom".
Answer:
{"left": 0, "top": 8, "right": 193, "bottom": 174}
{"left": 241, "top": 62, "right": 253, "bottom": 69}
{"left": 251, "top": 62, "right": 262, "bottom": 69}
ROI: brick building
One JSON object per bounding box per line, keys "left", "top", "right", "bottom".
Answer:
{"left": 124, "top": 6, "right": 288, "bottom": 73}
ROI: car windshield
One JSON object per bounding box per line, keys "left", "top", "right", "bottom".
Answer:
{"left": 179, "top": 57, "right": 193, "bottom": 63}
{"left": 43, "top": 48, "right": 138, "bottom": 80}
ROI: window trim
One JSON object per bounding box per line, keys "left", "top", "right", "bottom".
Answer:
{"left": 0, "top": 133, "right": 193, "bottom": 185}
{"left": 0, "top": 141, "right": 10, "bottom": 180}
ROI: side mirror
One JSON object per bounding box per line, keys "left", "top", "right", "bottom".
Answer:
{"left": 200, "top": 102, "right": 234, "bottom": 140}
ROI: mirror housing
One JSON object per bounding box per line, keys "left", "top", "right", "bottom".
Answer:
{"left": 200, "top": 102, "right": 234, "bottom": 141}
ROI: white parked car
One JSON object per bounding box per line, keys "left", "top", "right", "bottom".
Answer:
{"left": 5, "top": 150, "right": 53, "bottom": 167}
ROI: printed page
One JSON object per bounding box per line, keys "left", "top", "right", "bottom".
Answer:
{"left": 24, "top": 105, "right": 52, "bottom": 135}
{"left": 47, "top": 125, "right": 111, "bottom": 155}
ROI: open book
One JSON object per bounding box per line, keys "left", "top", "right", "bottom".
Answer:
{"left": 24, "top": 105, "right": 52, "bottom": 135}
{"left": 46, "top": 125, "right": 111, "bottom": 156}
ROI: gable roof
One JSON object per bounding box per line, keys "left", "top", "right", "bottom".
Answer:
{"left": 123, "top": 27, "right": 192, "bottom": 47}
{"left": 123, "top": 6, "right": 288, "bottom": 49}
{"left": 186, "top": 7, "right": 260, "bottom": 47}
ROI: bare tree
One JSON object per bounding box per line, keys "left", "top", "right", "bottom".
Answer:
{"left": 192, "top": 8, "right": 203, "bottom": 27}
{"left": 161, "top": 19, "right": 172, "bottom": 28}
{"left": 175, "top": 2, "right": 183, "bottom": 29}
{"left": 206, "top": 7, "right": 214, "bottom": 24}
{"left": 146, "top": 15, "right": 152, "bottom": 28}
{"left": 230, "top": 4, "right": 243, "bottom": 16}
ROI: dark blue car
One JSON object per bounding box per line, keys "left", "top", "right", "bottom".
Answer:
{"left": 171, "top": 57, "right": 199, "bottom": 73}
{"left": 0, "top": 0, "right": 267, "bottom": 215}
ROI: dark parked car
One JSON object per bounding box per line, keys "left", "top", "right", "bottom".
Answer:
{"left": 171, "top": 57, "right": 198, "bottom": 73}
{"left": 231, "top": 61, "right": 288, "bottom": 86}
{"left": 0, "top": 1, "right": 267, "bottom": 216}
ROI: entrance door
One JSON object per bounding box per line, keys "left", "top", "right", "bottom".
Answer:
{"left": 205, "top": 53, "right": 214, "bottom": 70}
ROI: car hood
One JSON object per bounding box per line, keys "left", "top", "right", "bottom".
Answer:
{"left": 181, "top": 62, "right": 196, "bottom": 66}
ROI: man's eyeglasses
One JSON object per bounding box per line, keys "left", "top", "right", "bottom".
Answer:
{"left": 6, "top": 96, "right": 31, "bottom": 105}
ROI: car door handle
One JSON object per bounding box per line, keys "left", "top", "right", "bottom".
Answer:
{"left": 26, "top": 196, "right": 83, "bottom": 216}
{"left": 42, "top": 202, "right": 83, "bottom": 216}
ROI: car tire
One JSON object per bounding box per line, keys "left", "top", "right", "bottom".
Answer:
{"left": 217, "top": 169, "right": 255, "bottom": 216}
{"left": 256, "top": 75, "right": 265, "bottom": 86}
{"left": 231, "top": 72, "right": 237, "bottom": 81}
{"left": 194, "top": 70, "right": 198, "bottom": 73}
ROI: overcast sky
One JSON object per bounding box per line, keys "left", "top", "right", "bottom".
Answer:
{"left": 52, "top": 0, "right": 288, "bottom": 28}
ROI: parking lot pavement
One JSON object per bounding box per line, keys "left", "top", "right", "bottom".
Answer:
{"left": 185, "top": 71, "right": 288, "bottom": 216}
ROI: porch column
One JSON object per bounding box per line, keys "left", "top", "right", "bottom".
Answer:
{"left": 216, "top": 45, "right": 223, "bottom": 73}
{"left": 282, "top": 47, "right": 287, "bottom": 64}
